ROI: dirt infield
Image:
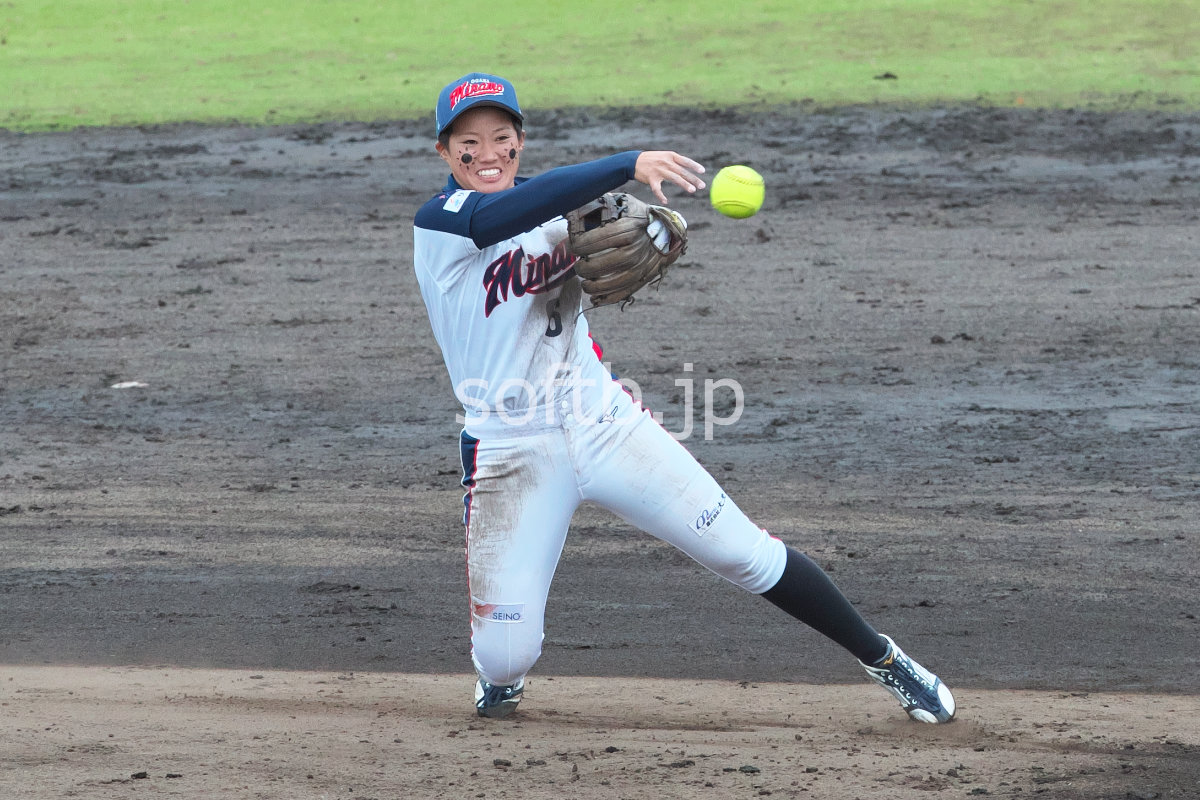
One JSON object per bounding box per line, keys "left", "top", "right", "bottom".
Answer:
{"left": 2, "top": 106, "right": 1198, "bottom": 798}
{"left": 4, "top": 666, "right": 1198, "bottom": 799}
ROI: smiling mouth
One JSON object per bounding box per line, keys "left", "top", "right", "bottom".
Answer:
{"left": 477, "top": 168, "right": 501, "bottom": 178}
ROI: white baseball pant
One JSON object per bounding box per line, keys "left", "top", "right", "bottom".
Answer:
{"left": 459, "top": 392, "right": 787, "bottom": 687}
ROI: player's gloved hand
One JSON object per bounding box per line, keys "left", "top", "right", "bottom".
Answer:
{"left": 566, "top": 192, "right": 688, "bottom": 309}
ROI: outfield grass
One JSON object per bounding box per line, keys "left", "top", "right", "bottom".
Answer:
{"left": 2, "top": 0, "right": 1198, "bottom": 130}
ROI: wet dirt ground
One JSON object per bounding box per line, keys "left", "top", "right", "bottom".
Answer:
{"left": 2, "top": 106, "right": 1198, "bottom": 798}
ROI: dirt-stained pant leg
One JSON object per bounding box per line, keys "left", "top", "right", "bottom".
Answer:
{"left": 576, "top": 401, "right": 788, "bottom": 594}
{"left": 462, "top": 431, "right": 579, "bottom": 686}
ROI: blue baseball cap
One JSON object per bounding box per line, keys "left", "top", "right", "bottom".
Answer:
{"left": 435, "top": 73, "right": 523, "bottom": 137}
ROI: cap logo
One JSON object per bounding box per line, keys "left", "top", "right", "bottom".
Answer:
{"left": 449, "top": 80, "right": 506, "bottom": 110}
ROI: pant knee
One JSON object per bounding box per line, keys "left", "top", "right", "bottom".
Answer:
{"left": 696, "top": 520, "right": 788, "bottom": 594}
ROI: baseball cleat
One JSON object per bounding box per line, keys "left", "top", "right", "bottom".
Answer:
{"left": 474, "top": 678, "right": 524, "bottom": 718}
{"left": 860, "top": 635, "right": 955, "bottom": 724}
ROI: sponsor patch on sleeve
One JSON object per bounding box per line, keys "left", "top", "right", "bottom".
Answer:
{"left": 443, "top": 189, "right": 473, "bottom": 213}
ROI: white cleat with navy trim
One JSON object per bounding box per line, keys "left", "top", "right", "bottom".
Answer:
{"left": 474, "top": 678, "right": 524, "bottom": 718}
{"left": 860, "top": 635, "right": 956, "bottom": 724}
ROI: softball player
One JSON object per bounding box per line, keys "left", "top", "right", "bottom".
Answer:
{"left": 412, "top": 73, "right": 955, "bottom": 724}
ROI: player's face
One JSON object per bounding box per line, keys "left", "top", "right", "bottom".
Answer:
{"left": 437, "top": 107, "right": 524, "bottom": 193}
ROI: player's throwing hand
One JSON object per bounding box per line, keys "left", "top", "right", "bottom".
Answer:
{"left": 634, "top": 150, "right": 706, "bottom": 204}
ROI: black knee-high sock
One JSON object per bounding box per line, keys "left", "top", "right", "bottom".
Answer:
{"left": 760, "top": 546, "right": 889, "bottom": 664}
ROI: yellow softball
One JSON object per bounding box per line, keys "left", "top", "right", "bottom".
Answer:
{"left": 709, "top": 165, "right": 765, "bottom": 219}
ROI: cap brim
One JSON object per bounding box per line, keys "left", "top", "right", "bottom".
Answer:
{"left": 439, "top": 100, "right": 523, "bottom": 135}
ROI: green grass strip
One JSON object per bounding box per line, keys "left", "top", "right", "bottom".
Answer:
{"left": 3, "top": 0, "right": 1198, "bottom": 131}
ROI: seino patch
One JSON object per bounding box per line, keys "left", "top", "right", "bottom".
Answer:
{"left": 471, "top": 598, "right": 525, "bottom": 624}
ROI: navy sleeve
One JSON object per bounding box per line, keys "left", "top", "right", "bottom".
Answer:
{"left": 414, "top": 188, "right": 484, "bottom": 239}
{"left": 469, "top": 152, "right": 640, "bottom": 248}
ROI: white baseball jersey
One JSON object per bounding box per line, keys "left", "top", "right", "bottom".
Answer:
{"left": 413, "top": 154, "right": 640, "bottom": 436}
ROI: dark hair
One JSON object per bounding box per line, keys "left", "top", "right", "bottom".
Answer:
{"left": 438, "top": 110, "right": 523, "bottom": 148}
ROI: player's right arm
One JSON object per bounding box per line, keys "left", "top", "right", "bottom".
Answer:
{"left": 415, "top": 151, "right": 703, "bottom": 248}
{"left": 468, "top": 151, "right": 704, "bottom": 243}
{"left": 415, "top": 153, "right": 638, "bottom": 245}
{"left": 466, "top": 153, "right": 640, "bottom": 247}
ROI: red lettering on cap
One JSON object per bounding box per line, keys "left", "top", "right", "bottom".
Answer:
{"left": 450, "top": 80, "right": 506, "bottom": 110}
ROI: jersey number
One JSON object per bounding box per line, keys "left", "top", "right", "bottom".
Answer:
{"left": 545, "top": 299, "right": 563, "bottom": 337}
